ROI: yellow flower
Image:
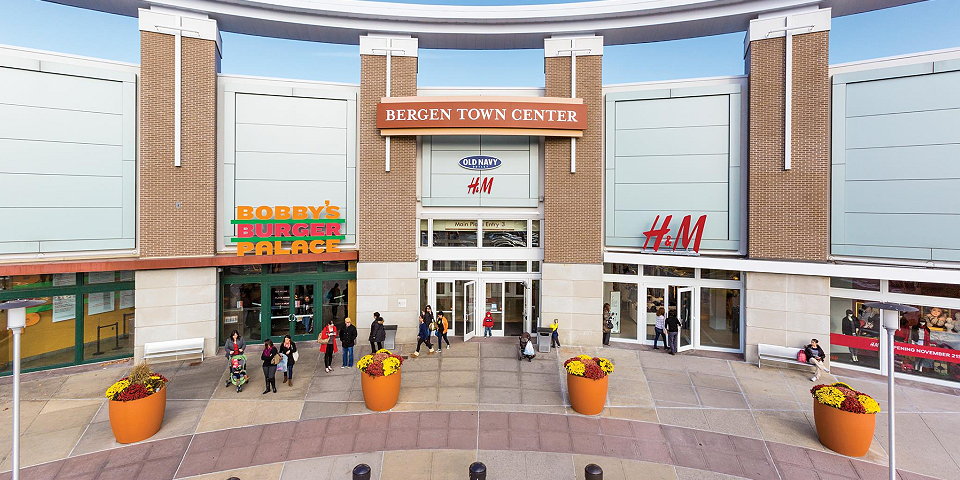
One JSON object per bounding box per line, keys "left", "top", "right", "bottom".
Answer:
{"left": 858, "top": 395, "right": 881, "bottom": 414}
{"left": 105, "top": 380, "right": 130, "bottom": 398}
{"left": 382, "top": 357, "right": 400, "bottom": 376}
{"left": 577, "top": 355, "right": 592, "bottom": 360}
{"left": 832, "top": 381, "right": 853, "bottom": 390}
{"left": 565, "top": 360, "right": 586, "bottom": 376}
{"left": 596, "top": 358, "right": 615, "bottom": 374}
{"left": 376, "top": 348, "right": 393, "bottom": 354}
{"left": 814, "top": 386, "right": 845, "bottom": 408}
{"left": 356, "top": 355, "right": 374, "bottom": 371}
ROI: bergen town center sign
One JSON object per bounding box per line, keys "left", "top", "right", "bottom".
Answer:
{"left": 377, "top": 96, "right": 587, "bottom": 137}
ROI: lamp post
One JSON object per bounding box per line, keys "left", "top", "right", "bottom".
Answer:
{"left": 863, "top": 301, "right": 918, "bottom": 480}
{"left": 1, "top": 299, "right": 45, "bottom": 480}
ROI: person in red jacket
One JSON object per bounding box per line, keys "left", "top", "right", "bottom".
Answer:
{"left": 319, "top": 319, "right": 338, "bottom": 373}
{"left": 483, "top": 311, "right": 494, "bottom": 337}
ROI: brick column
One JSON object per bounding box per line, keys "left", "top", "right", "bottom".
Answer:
{"left": 746, "top": 8, "right": 830, "bottom": 262}
{"left": 138, "top": 9, "right": 220, "bottom": 258}
{"left": 542, "top": 36, "right": 603, "bottom": 346}
{"left": 356, "top": 36, "right": 420, "bottom": 343}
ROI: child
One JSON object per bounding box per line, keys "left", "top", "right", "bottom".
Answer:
{"left": 482, "top": 311, "right": 494, "bottom": 337}
{"left": 550, "top": 319, "right": 561, "bottom": 348}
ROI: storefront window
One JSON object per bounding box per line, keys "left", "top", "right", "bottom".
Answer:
{"left": 222, "top": 283, "right": 261, "bottom": 342}
{"left": 701, "top": 269, "right": 740, "bottom": 281}
{"left": 0, "top": 274, "right": 61, "bottom": 291}
{"left": 894, "top": 304, "right": 960, "bottom": 382}
{"left": 420, "top": 219, "right": 429, "bottom": 247}
{"left": 82, "top": 291, "right": 135, "bottom": 361}
{"left": 603, "top": 263, "right": 639, "bottom": 275}
{"left": 829, "top": 297, "right": 881, "bottom": 371}
{"left": 269, "top": 263, "right": 319, "bottom": 274}
{"left": 321, "top": 280, "right": 349, "bottom": 331}
{"left": 1, "top": 297, "right": 76, "bottom": 373}
{"left": 603, "top": 282, "right": 639, "bottom": 341}
{"left": 889, "top": 281, "right": 960, "bottom": 299}
{"left": 223, "top": 265, "right": 262, "bottom": 276}
{"left": 699, "top": 288, "right": 740, "bottom": 350}
{"left": 482, "top": 220, "right": 528, "bottom": 247}
{"left": 830, "top": 277, "right": 881, "bottom": 291}
{"left": 481, "top": 261, "right": 527, "bottom": 272}
{"left": 532, "top": 220, "right": 541, "bottom": 247}
{"left": 532, "top": 261, "right": 540, "bottom": 273}
{"left": 420, "top": 260, "right": 428, "bottom": 271}
{"left": 433, "top": 220, "right": 478, "bottom": 247}
{"left": 643, "top": 265, "right": 694, "bottom": 278}
{"left": 433, "top": 261, "right": 477, "bottom": 272}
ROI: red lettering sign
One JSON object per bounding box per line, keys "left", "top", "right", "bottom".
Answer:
{"left": 642, "top": 215, "right": 707, "bottom": 253}
{"left": 467, "top": 176, "right": 493, "bottom": 195}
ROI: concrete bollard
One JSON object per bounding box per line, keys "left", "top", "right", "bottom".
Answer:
{"left": 585, "top": 463, "right": 603, "bottom": 480}
{"left": 353, "top": 463, "right": 372, "bottom": 480}
{"left": 469, "top": 461, "right": 487, "bottom": 480}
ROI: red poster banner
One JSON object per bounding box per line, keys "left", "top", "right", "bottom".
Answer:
{"left": 830, "top": 333, "right": 960, "bottom": 364}
{"left": 829, "top": 333, "right": 879, "bottom": 352}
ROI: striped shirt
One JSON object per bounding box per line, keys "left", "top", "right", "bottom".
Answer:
{"left": 655, "top": 315, "right": 666, "bottom": 330}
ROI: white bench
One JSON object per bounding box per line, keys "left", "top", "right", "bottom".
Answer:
{"left": 144, "top": 338, "right": 205, "bottom": 362}
{"left": 758, "top": 343, "right": 813, "bottom": 371}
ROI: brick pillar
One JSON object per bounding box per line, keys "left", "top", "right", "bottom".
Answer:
{"left": 356, "top": 36, "right": 420, "bottom": 343}
{"left": 138, "top": 9, "right": 220, "bottom": 258}
{"left": 542, "top": 36, "right": 603, "bottom": 346}
{"left": 747, "top": 9, "right": 830, "bottom": 262}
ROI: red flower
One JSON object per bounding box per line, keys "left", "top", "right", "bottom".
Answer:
{"left": 116, "top": 383, "right": 150, "bottom": 402}
{"left": 583, "top": 364, "right": 604, "bottom": 380}
{"left": 366, "top": 363, "right": 384, "bottom": 377}
{"left": 840, "top": 396, "right": 866, "bottom": 414}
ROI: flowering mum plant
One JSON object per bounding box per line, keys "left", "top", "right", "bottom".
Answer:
{"left": 564, "top": 355, "right": 614, "bottom": 380}
{"left": 811, "top": 382, "right": 880, "bottom": 414}
{"left": 357, "top": 349, "right": 404, "bottom": 377}
{"left": 105, "top": 361, "right": 168, "bottom": 402}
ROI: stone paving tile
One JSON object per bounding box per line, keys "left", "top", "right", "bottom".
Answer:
{"left": 649, "top": 382, "right": 700, "bottom": 406}
{"left": 0, "top": 376, "right": 66, "bottom": 401}
{"left": 695, "top": 388, "right": 748, "bottom": 409}
{"left": 700, "top": 409, "right": 763, "bottom": 439}
{"left": 52, "top": 369, "right": 121, "bottom": 400}
{"left": 185, "top": 463, "right": 283, "bottom": 480}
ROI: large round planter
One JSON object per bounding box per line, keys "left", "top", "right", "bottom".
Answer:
{"left": 108, "top": 386, "right": 167, "bottom": 444}
{"left": 361, "top": 369, "right": 401, "bottom": 412}
{"left": 567, "top": 373, "right": 609, "bottom": 415}
{"left": 813, "top": 401, "right": 876, "bottom": 457}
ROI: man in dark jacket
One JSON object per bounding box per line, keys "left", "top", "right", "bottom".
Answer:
{"left": 805, "top": 339, "right": 828, "bottom": 382}
{"left": 664, "top": 309, "right": 682, "bottom": 355}
{"left": 341, "top": 317, "right": 358, "bottom": 368}
{"left": 369, "top": 312, "right": 386, "bottom": 353}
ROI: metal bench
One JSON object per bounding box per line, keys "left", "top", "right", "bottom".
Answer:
{"left": 757, "top": 343, "right": 813, "bottom": 371}
{"left": 143, "top": 338, "right": 205, "bottom": 362}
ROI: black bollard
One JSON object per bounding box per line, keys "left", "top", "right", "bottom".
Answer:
{"left": 353, "top": 463, "right": 372, "bottom": 480}
{"left": 226, "top": 478, "right": 240, "bottom": 480}
{"left": 469, "top": 461, "right": 487, "bottom": 480}
{"left": 585, "top": 463, "right": 603, "bottom": 480}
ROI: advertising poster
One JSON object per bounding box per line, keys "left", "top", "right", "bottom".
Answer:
{"left": 52, "top": 273, "right": 76, "bottom": 287}
{"left": 88, "top": 271, "right": 115, "bottom": 284}
{"left": 53, "top": 295, "right": 75, "bottom": 323}
{"left": 119, "top": 290, "right": 135, "bottom": 310}
{"left": 610, "top": 291, "right": 621, "bottom": 334}
{"left": 89, "top": 291, "right": 115, "bottom": 315}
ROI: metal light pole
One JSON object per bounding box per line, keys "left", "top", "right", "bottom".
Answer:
{"left": 1, "top": 299, "right": 45, "bottom": 480}
{"left": 864, "top": 301, "right": 917, "bottom": 480}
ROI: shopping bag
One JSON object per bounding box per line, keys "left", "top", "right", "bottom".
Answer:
{"left": 276, "top": 353, "right": 288, "bottom": 372}
{"left": 524, "top": 342, "right": 535, "bottom": 357}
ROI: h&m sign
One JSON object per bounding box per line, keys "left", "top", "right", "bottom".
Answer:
{"left": 642, "top": 214, "right": 707, "bottom": 254}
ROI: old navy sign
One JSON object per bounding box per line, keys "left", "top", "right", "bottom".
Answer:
{"left": 377, "top": 97, "right": 587, "bottom": 134}
{"left": 642, "top": 214, "right": 707, "bottom": 254}
{"left": 459, "top": 155, "right": 501, "bottom": 171}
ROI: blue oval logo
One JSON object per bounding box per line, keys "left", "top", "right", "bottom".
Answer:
{"left": 459, "top": 155, "right": 501, "bottom": 171}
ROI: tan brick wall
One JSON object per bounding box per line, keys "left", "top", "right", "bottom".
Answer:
{"left": 747, "top": 31, "right": 829, "bottom": 262}
{"left": 139, "top": 32, "right": 218, "bottom": 258}
{"left": 357, "top": 55, "right": 418, "bottom": 262}
{"left": 543, "top": 55, "right": 603, "bottom": 264}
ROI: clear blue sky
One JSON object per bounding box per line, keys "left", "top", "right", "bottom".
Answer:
{"left": 1, "top": 0, "right": 959, "bottom": 86}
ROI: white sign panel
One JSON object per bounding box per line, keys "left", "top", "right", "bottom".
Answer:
{"left": 610, "top": 291, "right": 621, "bottom": 334}
{"left": 89, "top": 291, "right": 115, "bottom": 315}
{"left": 120, "top": 290, "right": 135, "bottom": 310}
{"left": 53, "top": 295, "right": 75, "bottom": 323}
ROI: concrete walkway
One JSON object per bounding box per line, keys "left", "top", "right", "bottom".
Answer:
{"left": 0, "top": 339, "right": 958, "bottom": 479}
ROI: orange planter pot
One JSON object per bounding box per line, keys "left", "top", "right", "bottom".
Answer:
{"left": 813, "top": 401, "right": 876, "bottom": 457}
{"left": 108, "top": 386, "right": 167, "bottom": 444}
{"left": 567, "top": 374, "right": 609, "bottom": 415}
{"left": 361, "top": 369, "right": 401, "bottom": 412}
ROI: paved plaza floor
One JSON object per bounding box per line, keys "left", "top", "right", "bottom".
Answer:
{"left": 0, "top": 339, "right": 958, "bottom": 479}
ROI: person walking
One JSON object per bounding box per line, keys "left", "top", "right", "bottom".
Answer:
{"left": 805, "top": 338, "right": 829, "bottom": 381}
{"left": 341, "top": 317, "right": 358, "bottom": 368}
{"left": 602, "top": 303, "right": 613, "bottom": 346}
{"left": 260, "top": 339, "right": 279, "bottom": 394}
{"left": 482, "top": 311, "right": 494, "bottom": 337}
{"left": 224, "top": 330, "right": 245, "bottom": 387}
{"left": 319, "top": 319, "right": 338, "bottom": 373}
{"left": 664, "top": 309, "right": 681, "bottom": 355}
{"left": 436, "top": 311, "right": 451, "bottom": 350}
{"left": 413, "top": 314, "right": 435, "bottom": 357}
{"left": 653, "top": 307, "right": 666, "bottom": 350}
{"left": 278, "top": 335, "right": 297, "bottom": 387}
{"left": 550, "top": 319, "right": 561, "bottom": 348}
{"left": 369, "top": 312, "right": 386, "bottom": 353}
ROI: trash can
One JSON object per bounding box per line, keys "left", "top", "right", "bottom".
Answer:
{"left": 383, "top": 325, "right": 398, "bottom": 350}
{"left": 537, "top": 327, "right": 552, "bottom": 353}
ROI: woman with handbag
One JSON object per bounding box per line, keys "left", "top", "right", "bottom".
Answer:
{"left": 261, "top": 339, "right": 279, "bottom": 394}
{"left": 319, "top": 319, "right": 339, "bottom": 373}
{"left": 278, "top": 335, "right": 298, "bottom": 387}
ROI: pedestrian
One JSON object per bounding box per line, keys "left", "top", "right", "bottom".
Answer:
{"left": 482, "top": 311, "right": 494, "bottom": 337}
{"left": 805, "top": 338, "right": 829, "bottom": 381}
{"left": 436, "top": 311, "right": 451, "bottom": 350}
{"left": 550, "top": 318, "right": 561, "bottom": 348}
{"left": 664, "top": 309, "right": 681, "bottom": 355}
{"left": 278, "top": 334, "right": 297, "bottom": 387}
{"left": 840, "top": 309, "right": 860, "bottom": 362}
{"left": 261, "top": 339, "right": 279, "bottom": 394}
{"left": 341, "top": 317, "right": 358, "bottom": 368}
{"left": 413, "top": 313, "right": 435, "bottom": 357}
{"left": 653, "top": 306, "right": 666, "bottom": 350}
{"left": 319, "top": 319, "right": 338, "bottom": 373}
{"left": 369, "top": 312, "right": 386, "bottom": 353}
{"left": 602, "top": 303, "right": 613, "bottom": 346}
{"left": 224, "top": 330, "right": 245, "bottom": 387}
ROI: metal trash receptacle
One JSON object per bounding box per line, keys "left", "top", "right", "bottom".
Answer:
{"left": 537, "top": 327, "right": 552, "bottom": 353}
{"left": 383, "top": 325, "right": 398, "bottom": 350}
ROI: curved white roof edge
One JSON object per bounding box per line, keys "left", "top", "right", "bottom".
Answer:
{"left": 47, "top": 0, "right": 923, "bottom": 49}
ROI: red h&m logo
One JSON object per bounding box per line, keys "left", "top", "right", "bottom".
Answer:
{"left": 642, "top": 214, "right": 707, "bottom": 253}
{"left": 467, "top": 176, "right": 493, "bottom": 195}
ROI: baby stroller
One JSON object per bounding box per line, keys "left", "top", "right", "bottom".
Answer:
{"left": 229, "top": 354, "right": 248, "bottom": 393}
{"left": 518, "top": 332, "right": 536, "bottom": 362}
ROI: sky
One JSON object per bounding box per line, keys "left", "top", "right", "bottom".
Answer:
{"left": 1, "top": 0, "right": 959, "bottom": 86}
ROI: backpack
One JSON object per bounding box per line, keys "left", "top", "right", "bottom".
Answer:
{"left": 797, "top": 349, "right": 807, "bottom": 363}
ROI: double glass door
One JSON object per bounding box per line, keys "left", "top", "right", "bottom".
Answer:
{"left": 429, "top": 278, "right": 532, "bottom": 339}
{"left": 646, "top": 285, "right": 694, "bottom": 352}
{"left": 268, "top": 283, "right": 316, "bottom": 340}
{"left": 485, "top": 281, "right": 527, "bottom": 337}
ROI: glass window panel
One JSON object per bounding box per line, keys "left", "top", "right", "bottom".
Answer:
{"left": 889, "top": 281, "right": 960, "bottom": 299}
{"left": 269, "top": 285, "right": 290, "bottom": 337}
{"left": 532, "top": 261, "right": 540, "bottom": 273}
{"left": 432, "top": 220, "right": 478, "bottom": 247}
{"left": 603, "top": 263, "right": 639, "bottom": 275}
{"left": 321, "top": 261, "right": 347, "bottom": 273}
{"left": 436, "top": 282, "right": 454, "bottom": 332}
{"left": 322, "top": 280, "right": 348, "bottom": 332}
{"left": 456, "top": 280, "right": 471, "bottom": 335}
{"left": 532, "top": 220, "right": 541, "bottom": 248}
{"left": 223, "top": 265, "right": 262, "bottom": 276}
{"left": 293, "top": 284, "right": 315, "bottom": 335}
{"left": 1, "top": 297, "right": 76, "bottom": 373}
{"left": 700, "top": 269, "right": 741, "bottom": 281}
{"left": 85, "top": 271, "right": 120, "bottom": 284}
{"left": 433, "top": 261, "right": 477, "bottom": 272}
{"left": 643, "top": 265, "right": 695, "bottom": 278}
{"left": 604, "top": 282, "right": 639, "bottom": 341}
{"left": 485, "top": 282, "right": 503, "bottom": 332}
{"left": 829, "top": 298, "right": 881, "bottom": 370}
{"left": 83, "top": 291, "right": 134, "bottom": 361}
{"left": 269, "top": 262, "right": 319, "bottom": 274}
{"left": 531, "top": 279, "right": 540, "bottom": 329}
{"left": 830, "top": 277, "right": 881, "bottom": 291}
{"left": 482, "top": 220, "right": 528, "bottom": 247}
{"left": 481, "top": 261, "right": 527, "bottom": 272}
{"left": 504, "top": 281, "right": 524, "bottom": 336}
{"left": 420, "top": 219, "right": 429, "bottom": 247}
{"left": 0, "top": 274, "right": 61, "bottom": 291}
{"left": 420, "top": 260, "right": 428, "bottom": 271}
{"left": 420, "top": 279, "right": 429, "bottom": 316}
{"left": 893, "top": 303, "right": 960, "bottom": 382}
{"left": 699, "top": 288, "right": 741, "bottom": 350}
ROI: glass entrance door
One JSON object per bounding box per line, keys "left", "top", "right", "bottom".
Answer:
{"left": 485, "top": 282, "right": 504, "bottom": 336}
{"left": 268, "top": 282, "right": 317, "bottom": 341}
{"left": 435, "top": 281, "right": 454, "bottom": 334}
{"left": 463, "top": 281, "right": 476, "bottom": 342}
{"left": 678, "top": 287, "right": 694, "bottom": 351}
{"left": 504, "top": 281, "right": 525, "bottom": 337}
